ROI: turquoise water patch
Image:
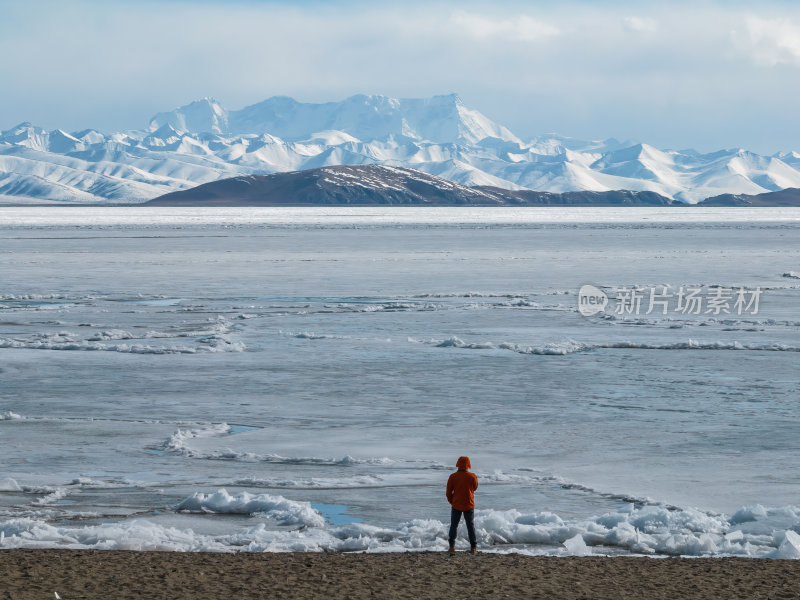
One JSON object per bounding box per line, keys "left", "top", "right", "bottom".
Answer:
{"left": 143, "top": 448, "right": 169, "bottom": 456}
{"left": 312, "top": 503, "right": 361, "bottom": 526}
{"left": 114, "top": 298, "right": 183, "bottom": 306}
{"left": 228, "top": 424, "right": 261, "bottom": 434}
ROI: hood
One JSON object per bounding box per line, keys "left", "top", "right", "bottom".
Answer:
{"left": 456, "top": 456, "right": 471, "bottom": 470}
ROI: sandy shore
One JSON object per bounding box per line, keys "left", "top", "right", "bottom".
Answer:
{"left": 2, "top": 550, "right": 799, "bottom": 599}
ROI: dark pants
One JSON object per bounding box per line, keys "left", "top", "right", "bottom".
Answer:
{"left": 449, "top": 508, "right": 476, "bottom": 547}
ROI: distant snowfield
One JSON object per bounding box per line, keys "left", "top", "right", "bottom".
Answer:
{"left": 2, "top": 94, "right": 800, "bottom": 205}
{"left": 3, "top": 206, "right": 800, "bottom": 228}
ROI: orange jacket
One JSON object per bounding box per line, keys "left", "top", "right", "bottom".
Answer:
{"left": 446, "top": 456, "right": 478, "bottom": 511}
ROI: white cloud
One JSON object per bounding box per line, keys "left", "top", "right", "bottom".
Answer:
{"left": 623, "top": 16, "right": 658, "bottom": 33}
{"left": 1, "top": 1, "right": 800, "bottom": 152}
{"left": 449, "top": 11, "right": 560, "bottom": 42}
{"left": 735, "top": 17, "right": 800, "bottom": 67}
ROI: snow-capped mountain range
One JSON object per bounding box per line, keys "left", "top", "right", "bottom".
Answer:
{"left": 2, "top": 93, "right": 800, "bottom": 204}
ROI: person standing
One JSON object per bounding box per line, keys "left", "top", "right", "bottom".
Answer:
{"left": 446, "top": 455, "right": 478, "bottom": 555}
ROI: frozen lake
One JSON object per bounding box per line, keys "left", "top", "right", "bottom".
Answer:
{"left": 1, "top": 207, "right": 799, "bottom": 556}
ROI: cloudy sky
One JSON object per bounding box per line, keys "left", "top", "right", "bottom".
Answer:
{"left": 2, "top": 0, "right": 799, "bottom": 153}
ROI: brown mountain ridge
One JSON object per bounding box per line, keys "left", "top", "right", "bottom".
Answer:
{"left": 146, "top": 165, "right": 800, "bottom": 207}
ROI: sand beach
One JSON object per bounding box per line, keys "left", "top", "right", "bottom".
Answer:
{"left": 2, "top": 550, "right": 800, "bottom": 600}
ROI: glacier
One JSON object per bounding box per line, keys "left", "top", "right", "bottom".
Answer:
{"left": 2, "top": 93, "right": 800, "bottom": 204}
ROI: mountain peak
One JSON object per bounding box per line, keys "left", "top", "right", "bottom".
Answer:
{"left": 4, "top": 122, "right": 43, "bottom": 135}
{"left": 149, "top": 97, "right": 228, "bottom": 135}
{"left": 0, "top": 122, "right": 48, "bottom": 149}
{"left": 433, "top": 92, "right": 463, "bottom": 104}
{"left": 147, "top": 93, "right": 515, "bottom": 145}
{"left": 51, "top": 129, "right": 80, "bottom": 141}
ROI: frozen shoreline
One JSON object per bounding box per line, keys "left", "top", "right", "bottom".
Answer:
{"left": 2, "top": 206, "right": 800, "bottom": 228}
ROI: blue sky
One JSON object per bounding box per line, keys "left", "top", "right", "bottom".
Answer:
{"left": 2, "top": 0, "right": 799, "bottom": 153}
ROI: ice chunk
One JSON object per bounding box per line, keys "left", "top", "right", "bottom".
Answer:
{"left": 0, "top": 478, "right": 21, "bottom": 491}
{"left": 563, "top": 533, "right": 591, "bottom": 556}
{"left": 730, "top": 505, "right": 768, "bottom": 524}
{"left": 772, "top": 530, "right": 800, "bottom": 559}
{"left": 725, "top": 530, "right": 744, "bottom": 542}
{"left": 174, "top": 489, "right": 326, "bottom": 527}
